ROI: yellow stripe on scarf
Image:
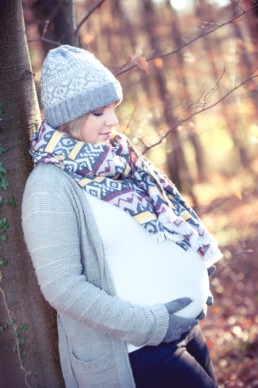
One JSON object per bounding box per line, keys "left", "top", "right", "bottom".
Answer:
{"left": 69, "top": 141, "right": 85, "bottom": 160}
{"left": 79, "top": 176, "right": 106, "bottom": 187}
{"left": 124, "top": 163, "right": 131, "bottom": 177}
{"left": 45, "top": 131, "right": 63, "bottom": 153}
{"left": 134, "top": 211, "right": 157, "bottom": 223}
{"left": 182, "top": 212, "right": 191, "bottom": 221}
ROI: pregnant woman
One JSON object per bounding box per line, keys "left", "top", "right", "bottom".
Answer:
{"left": 22, "top": 45, "right": 223, "bottom": 388}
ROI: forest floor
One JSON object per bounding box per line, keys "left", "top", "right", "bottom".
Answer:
{"left": 199, "top": 171, "right": 258, "bottom": 388}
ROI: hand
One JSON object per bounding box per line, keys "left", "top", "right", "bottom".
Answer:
{"left": 206, "top": 265, "right": 215, "bottom": 307}
{"left": 206, "top": 292, "right": 214, "bottom": 306}
{"left": 163, "top": 297, "right": 198, "bottom": 343}
{"left": 197, "top": 265, "right": 216, "bottom": 320}
{"left": 207, "top": 265, "right": 216, "bottom": 277}
{"left": 197, "top": 291, "right": 214, "bottom": 320}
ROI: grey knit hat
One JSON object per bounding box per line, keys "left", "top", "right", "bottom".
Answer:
{"left": 41, "top": 45, "right": 123, "bottom": 128}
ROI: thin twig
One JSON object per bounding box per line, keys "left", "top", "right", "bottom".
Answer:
{"left": 201, "top": 68, "right": 227, "bottom": 107}
{"left": 28, "top": 0, "right": 107, "bottom": 46}
{"left": 115, "top": 4, "right": 258, "bottom": 77}
{"left": 74, "top": 0, "right": 107, "bottom": 36}
{"left": 41, "top": 3, "right": 62, "bottom": 38}
{"left": 125, "top": 103, "right": 138, "bottom": 131}
{"left": 28, "top": 37, "right": 63, "bottom": 46}
{"left": 142, "top": 72, "right": 258, "bottom": 154}
{"left": 0, "top": 278, "right": 32, "bottom": 388}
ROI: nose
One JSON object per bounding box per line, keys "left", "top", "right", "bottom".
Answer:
{"left": 105, "top": 109, "right": 119, "bottom": 126}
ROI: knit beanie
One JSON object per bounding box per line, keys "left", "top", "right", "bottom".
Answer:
{"left": 41, "top": 45, "right": 123, "bottom": 128}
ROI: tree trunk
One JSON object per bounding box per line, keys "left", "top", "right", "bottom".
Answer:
{"left": 166, "top": 0, "right": 206, "bottom": 183}
{"left": 0, "top": 1, "right": 64, "bottom": 387}
{"left": 230, "top": 0, "right": 258, "bottom": 113}
{"left": 142, "top": 0, "right": 192, "bottom": 193}
{"left": 195, "top": 0, "right": 252, "bottom": 170}
{"left": 24, "top": 0, "right": 79, "bottom": 54}
{"left": 115, "top": 0, "right": 152, "bottom": 96}
{"left": 244, "top": 0, "right": 258, "bottom": 49}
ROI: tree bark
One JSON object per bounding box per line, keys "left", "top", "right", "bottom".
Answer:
{"left": 166, "top": 0, "right": 206, "bottom": 183}
{"left": 195, "top": 0, "right": 251, "bottom": 170}
{"left": 142, "top": 0, "right": 192, "bottom": 192}
{"left": 244, "top": 0, "right": 258, "bottom": 48}
{"left": 0, "top": 1, "right": 64, "bottom": 387}
{"left": 24, "top": 0, "right": 79, "bottom": 53}
{"left": 230, "top": 0, "right": 258, "bottom": 112}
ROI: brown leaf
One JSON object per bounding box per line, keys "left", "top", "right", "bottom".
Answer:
{"left": 131, "top": 55, "right": 149, "bottom": 73}
{"left": 234, "top": 190, "right": 242, "bottom": 200}
{"left": 81, "top": 32, "right": 95, "bottom": 45}
{"left": 153, "top": 57, "right": 163, "bottom": 69}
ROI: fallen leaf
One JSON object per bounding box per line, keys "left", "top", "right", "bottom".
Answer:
{"left": 131, "top": 55, "right": 149, "bottom": 73}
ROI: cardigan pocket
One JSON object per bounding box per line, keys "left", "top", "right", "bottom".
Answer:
{"left": 70, "top": 349, "right": 119, "bottom": 387}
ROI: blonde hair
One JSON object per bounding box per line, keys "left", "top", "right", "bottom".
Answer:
{"left": 57, "top": 114, "right": 88, "bottom": 139}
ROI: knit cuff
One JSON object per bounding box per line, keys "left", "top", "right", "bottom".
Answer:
{"left": 148, "top": 303, "right": 169, "bottom": 346}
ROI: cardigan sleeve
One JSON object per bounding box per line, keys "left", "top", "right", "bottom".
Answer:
{"left": 22, "top": 165, "right": 169, "bottom": 347}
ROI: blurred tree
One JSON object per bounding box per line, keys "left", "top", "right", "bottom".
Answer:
{"left": 195, "top": 0, "right": 251, "bottom": 169}
{"left": 230, "top": 0, "right": 258, "bottom": 107}
{"left": 0, "top": 1, "right": 64, "bottom": 386}
{"left": 114, "top": 0, "right": 152, "bottom": 95}
{"left": 243, "top": 0, "right": 258, "bottom": 49}
{"left": 166, "top": 0, "right": 207, "bottom": 183}
{"left": 23, "top": 0, "right": 79, "bottom": 53}
{"left": 103, "top": 0, "right": 122, "bottom": 64}
{"left": 142, "top": 0, "right": 194, "bottom": 194}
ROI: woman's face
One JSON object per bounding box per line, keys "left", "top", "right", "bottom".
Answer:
{"left": 78, "top": 102, "right": 118, "bottom": 144}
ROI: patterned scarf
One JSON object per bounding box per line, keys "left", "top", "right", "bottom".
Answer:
{"left": 30, "top": 122, "right": 222, "bottom": 266}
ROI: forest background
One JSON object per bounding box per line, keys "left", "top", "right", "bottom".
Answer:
{"left": 0, "top": 0, "right": 258, "bottom": 387}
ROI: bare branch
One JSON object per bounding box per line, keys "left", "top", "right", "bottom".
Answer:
{"left": 74, "top": 0, "right": 107, "bottom": 36}
{"left": 27, "top": 37, "right": 63, "bottom": 46}
{"left": 0, "top": 280, "right": 32, "bottom": 387}
{"left": 142, "top": 72, "right": 258, "bottom": 154}
{"left": 115, "top": 4, "right": 258, "bottom": 77}
{"left": 125, "top": 103, "right": 138, "bottom": 131}
{"left": 41, "top": 3, "right": 62, "bottom": 37}
{"left": 201, "top": 67, "right": 226, "bottom": 107}
{"left": 27, "top": 1, "right": 73, "bottom": 47}
{"left": 28, "top": 0, "right": 108, "bottom": 44}
{"left": 234, "top": 0, "right": 245, "bottom": 13}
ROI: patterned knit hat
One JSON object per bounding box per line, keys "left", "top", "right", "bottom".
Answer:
{"left": 41, "top": 45, "right": 123, "bottom": 128}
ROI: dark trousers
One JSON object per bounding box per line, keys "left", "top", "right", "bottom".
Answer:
{"left": 129, "top": 325, "right": 218, "bottom": 388}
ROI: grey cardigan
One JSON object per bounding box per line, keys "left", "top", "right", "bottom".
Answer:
{"left": 22, "top": 164, "right": 169, "bottom": 388}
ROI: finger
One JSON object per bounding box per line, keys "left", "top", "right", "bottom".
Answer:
{"left": 207, "top": 265, "right": 216, "bottom": 277}
{"left": 206, "top": 295, "right": 214, "bottom": 306}
{"left": 165, "top": 297, "right": 193, "bottom": 314}
{"left": 175, "top": 316, "right": 198, "bottom": 332}
{"left": 196, "top": 311, "right": 206, "bottom": 320}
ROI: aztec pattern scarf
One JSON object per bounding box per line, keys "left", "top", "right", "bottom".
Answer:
{"left": 30, "top": 122, "right": 223, "bottom": 266}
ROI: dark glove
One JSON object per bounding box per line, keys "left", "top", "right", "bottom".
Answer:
{"left": 163, "top": 297, "right": 198, "bottom": 343}
{"left": 197, "top": 265, "right": 216, "bottom": 320}
{"left": 197, "top": 291, "right": 214, "bottom": 320}
{"left": 207, "top": 265, "right": 216, "bottom": 277}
